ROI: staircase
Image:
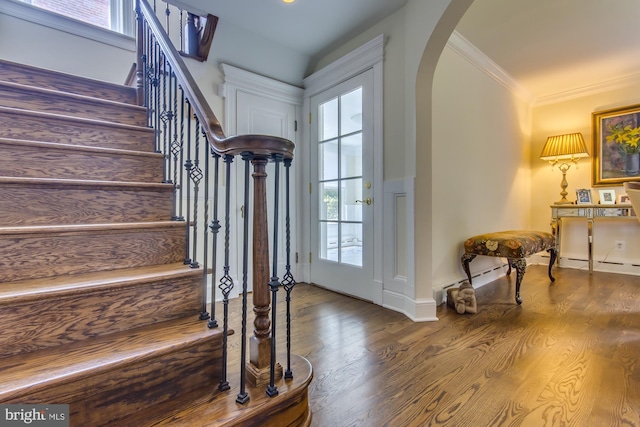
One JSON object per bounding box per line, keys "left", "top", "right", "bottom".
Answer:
{"left": 0, "top": 1, "right": 313, "bottom": 422}
{"left": 0, "top": 59, "right": 311, "bottom": 426}
{"left": 0, "top": 58, "right": 222, "bottom": 424}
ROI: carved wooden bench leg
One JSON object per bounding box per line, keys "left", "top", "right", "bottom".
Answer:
{"left": 461, "top": 253, "right": 477, "bottom": 284}
{"left": 510, "top": 258, "right": 527, "bottom": 305}
{"left": 547, "top": 248, "right": 557, "bottom": 282}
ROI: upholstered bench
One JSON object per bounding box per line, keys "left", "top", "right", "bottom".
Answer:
{"left": 461, "top": 230, "right": 556, "bottom": 304}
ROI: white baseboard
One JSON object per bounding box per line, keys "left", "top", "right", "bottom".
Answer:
{"left": 382, "top": 289, "right": 438, "bottom": 322}
{"left": 530, "top": 253, "right": 640, "bottom": 276}
{"left": 433, "top": 263, "right": 510, "bottom": 306}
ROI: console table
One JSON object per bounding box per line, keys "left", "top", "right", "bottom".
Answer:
{"left": 550, "top": 204, "right": 636, "bottom": 272}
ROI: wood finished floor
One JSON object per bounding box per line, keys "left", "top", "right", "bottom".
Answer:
{"left": 219, "top": 265, "right": 640, "bottom": 426}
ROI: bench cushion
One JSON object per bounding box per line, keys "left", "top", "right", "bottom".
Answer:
{"left": 463, "top": 230, "right": 555, "bottom": 259}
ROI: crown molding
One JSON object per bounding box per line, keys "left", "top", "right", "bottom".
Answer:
{"left": 534, "top": 72, "right": 640, "bottom": 106}
{"left": 448, "top": 30, "right": 640, "bottom": 107}
{"left": 447, "top": 30, "right": 535, "bottom": 104}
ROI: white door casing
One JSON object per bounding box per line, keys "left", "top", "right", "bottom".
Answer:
{"left": 303, "top": 35, "right": 384, "bottom": 305}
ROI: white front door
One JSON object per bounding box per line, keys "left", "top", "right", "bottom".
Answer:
{"left": 235, "top": 91, "right": 297, "bottom": 291}
{"left": 309, "top": 70, "right": 375, "bottom": 301}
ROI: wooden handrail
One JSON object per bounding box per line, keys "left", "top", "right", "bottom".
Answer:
{"left": 136, "top": 0, "right": 294, "bottom": 159}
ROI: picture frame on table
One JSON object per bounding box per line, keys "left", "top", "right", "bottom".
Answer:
{"left": 592, "top": 104, "right": 640, "bottom": 186}
{"left": 618, "top": 194, "right": 630, "bottom": 204}
{"left": 598, "top": 189, "right": 616, "bottom": 205}
{"left": 576, "top": 188, "right": 592, "bottom": 204}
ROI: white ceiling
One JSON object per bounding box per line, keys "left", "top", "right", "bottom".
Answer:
{"left": 174, "top": 0, "right": 640, "bottom": 100}
{"left": 171, "top": 0, "right": 409, "bottom": 57}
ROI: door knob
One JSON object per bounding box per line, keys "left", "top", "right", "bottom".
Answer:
{"left": 355, "top": 198, "right": 372, "bottom": 206}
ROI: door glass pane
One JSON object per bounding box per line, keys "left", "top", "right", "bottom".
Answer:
{"left": 319, "top": 139, "right": 338, "bottom": 181}
{"left": 320, "top": 181, "right": 339, "bottom": 221}
{"left": 341, "top": 178, "right": 362, "bottom": 221}
{"left": 341, "top": 134, "right": 362, "bottom": 179}
{"left": 320, "top": 221, "right": 339, "bottom": 262}
{"left": 319, "top": 97, "right": 338, "bottom": 141}
{"left": 340, "top": 88, "right": 362, "bottom": 136}
{"left": 341, "top": 223, "right": 362, "bottom": 266}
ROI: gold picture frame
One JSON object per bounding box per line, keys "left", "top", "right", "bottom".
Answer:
{"left": 592, "top": 104, "right": 640, "bottom": 186}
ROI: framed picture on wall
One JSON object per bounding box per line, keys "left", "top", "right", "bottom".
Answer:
{"left": 576, "top": 188, "right": 592, "bottom": 204}
{"left": 598, "top": 189, "right": 616, "bottom": 205}
{"left": 592, "top": 104, "right": 640, "bottom": 186}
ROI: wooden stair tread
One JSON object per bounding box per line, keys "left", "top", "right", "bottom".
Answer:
{"left": 0, "top": 105, "right": 152, "bottom": 132}
{"left": 0, "top": 80, "right": 146, "bottom": 112}
{"left": 0, "top": 59, "right": 136, "bottom": 104}
{"left": 0, "top": 316, "right": 221, "bottom": 402}
{"left": 0, "top": 176, "right": 172, "bottom": 190}
{"left": 0, "top": 221, "right": 185, "bottom": 236}
{"left": 0, "top": 263, "right": 200, "bottom": 303}
{"left": 0, "top": 137, "right": 163, "bottom": 159}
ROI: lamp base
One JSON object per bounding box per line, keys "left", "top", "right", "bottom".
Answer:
{"left": 555, "top": 164, "right": 573, "bottom": 205}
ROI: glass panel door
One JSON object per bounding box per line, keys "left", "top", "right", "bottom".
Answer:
{"left": 309, "top": 68, "right": 374, "bottom": 302}
{"left": 318, "top": 87, "right": 363, "bottom": 266}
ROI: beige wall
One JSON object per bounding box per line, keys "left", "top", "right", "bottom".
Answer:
{"left": 531, "top": 86, "right": 640, "bottom": 266}
{"left": 0, "top": 12, "right": 134, "bottom": 84}
{"left": 432, "top": 45, "right": 532, "bottom": 287}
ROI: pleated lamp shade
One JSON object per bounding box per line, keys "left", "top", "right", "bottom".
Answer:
{"left": 540, "top": 132, "right": 589, "bottom": 161}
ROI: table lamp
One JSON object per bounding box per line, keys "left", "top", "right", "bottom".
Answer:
{"left": 540, "top": 132, "right": 589, "bottom": 204}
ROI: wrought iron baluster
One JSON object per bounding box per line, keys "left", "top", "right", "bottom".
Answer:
{"left": 165, "top": 69, "right": 175, "bottom": 185}
{"left": 145, "top": 25, "right": 153, "bottom": 125}
{"left": 208, "top": 150, "right": 221, "bottom": 329}
{"left": 170, "top": 79, "right": 182, "bottom": 220}
{"left": 164, "top": 2, "right": 170, "bottom": 36}
{"left": 183, "top": 100, "right": 192, "bottom": 265}
{"left": 199, "top": 130, "right": 210, "bottom": 321}
{"left": 217, "top": 154, "right": 235, "bottom": 392}
{"left": 266, "top": 154, "right": 283, "bottom": 398}
{"left": 177, "top": 89, "right": 185, "bottom": 221}
{"left": 154, "top": 47, "right": 161, "bottom": 153}
{"left": 236, "top": 152, "right": 253, "bottom": 405}
{"left": 179, "top": 9, "right": 184, "bottom": 54}
{"left": 282, "top": 157, "right": 296, "bottom": 379}
{"left": 160, "top": 54, "right": 170, "bottom": 183}
{"left": 190, "top": 116, "right": 203, "bottom": 269}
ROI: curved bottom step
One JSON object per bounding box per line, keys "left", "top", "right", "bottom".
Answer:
{"left": 113, "top": 354, "right": 313, "bottom": 427}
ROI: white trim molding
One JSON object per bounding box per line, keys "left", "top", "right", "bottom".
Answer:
{"left": 220, "top": 63, "right": 304, "bottom": 106}
{"left": 303, "top": 34, "right": 385, "bottom": 97}
{"left": 380, "top": 178, "right": 438, "bottom": 321}
{"left": 447, "top": 30, "right": 534, "bottom": 104}
{"left": 535, "top": 72, "right": 640, "bottom": 106}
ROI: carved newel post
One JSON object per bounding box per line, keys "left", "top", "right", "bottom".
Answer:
{"left": 247, "top": 157, "right": 282, "bottom": 386}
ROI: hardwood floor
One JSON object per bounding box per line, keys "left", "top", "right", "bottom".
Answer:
{"left": 221, "top": 265, "right": 640, "bottom": 426}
